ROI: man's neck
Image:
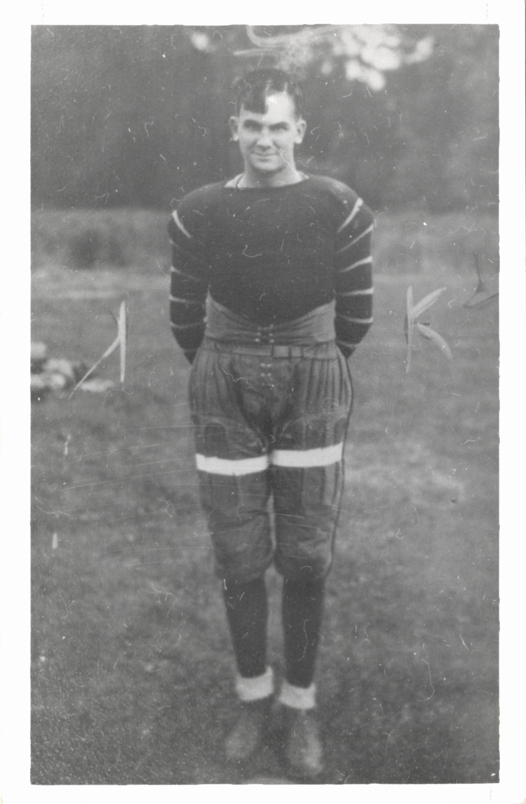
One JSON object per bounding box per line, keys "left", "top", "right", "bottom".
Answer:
{"left": 238, "top": 166, "right": 304, "bottom": 189}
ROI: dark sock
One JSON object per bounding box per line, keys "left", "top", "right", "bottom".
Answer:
{"left": 222, "top": 576, "right": 268, "bottom": 679}
{"left": 282, "top": 578, "right": 325, "bottom": 688}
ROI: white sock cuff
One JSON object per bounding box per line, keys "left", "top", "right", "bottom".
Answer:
{"left": 278, "top": 680, "right": 316, "bottom": 710}
{"left": 235, "top": 667, "right": 274, "bottom": 702}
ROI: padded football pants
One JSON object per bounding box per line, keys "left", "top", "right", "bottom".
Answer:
{"left": 189, "top": 337, "right": 352, "bottom": 584}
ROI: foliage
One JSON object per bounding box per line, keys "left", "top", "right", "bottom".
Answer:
{"left": 69, "top": 301, "right": 127, "bottom": 396}
{"left": 462, "top": 253, "right": 499, "bottom": 309}
{"left": 31, "top": 207, "right": 499, "bottom": 279}
{"left": 405, "top": 286, "right": 452, "bottom": 374}
{"left": 31, "top": 208, "right": 170, "bottom": 270}
{"left": 31, "top": 25, "right": 498, "bottom": 213}
{"left": 231, "top": 25, "right": 434, "bottom": 90}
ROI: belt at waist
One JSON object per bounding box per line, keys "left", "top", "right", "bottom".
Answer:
{"left": 201, "top": 337, "right": 338, "bottom": 359}
{"left": 205, "top": 295, "right": 336, "bottom": 346}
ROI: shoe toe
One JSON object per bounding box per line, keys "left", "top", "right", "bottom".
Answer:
{"left": 284, "top": 709, "right": 324, "bottom": 777}
{"left": 225, "top": 698, "right": 271, "bottom": 762}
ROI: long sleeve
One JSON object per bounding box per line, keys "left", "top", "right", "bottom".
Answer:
{"left": 168, "top": 206, "right": 210, "bottom": 363}
{"left": 168, "top": 177, "right": 374, "bottom": 361}
{"left": 333, "top": 197, "right": 374, "bottom": 358}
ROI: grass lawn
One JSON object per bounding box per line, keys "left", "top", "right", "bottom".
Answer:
{"left": 31, "top": 211, "right": 499, "bottom": 784}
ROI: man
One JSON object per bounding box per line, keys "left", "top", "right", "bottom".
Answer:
{"left": 168, "top": 68, "right": 374, "bottom": 778}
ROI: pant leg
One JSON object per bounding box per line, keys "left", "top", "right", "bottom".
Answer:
{"left": 271, "top": 349, "right": 352, "bottom": 582}
{"left": 188, "top": 345, "right": 274, "bottom": 583}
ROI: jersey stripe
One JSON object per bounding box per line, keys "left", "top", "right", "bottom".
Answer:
{"left": 195, "top": 453, "right": 269, "bottom": 475}
{"left": 170, "top": 265, "right": 202, "bottom": 283}
{"left": 171, "top": 210, "right": 192, "bottom": 239}
{"left": 337, "top": 198, "right": 363, "bottom": 233}
{"left": 338, "top": 288, "right": 374, "bottom": 297}
{"left": 337, "top": 255, "right": 373, "bottom": 274}
{"left": 271, "top": 443, "right": 343, "bottom": 468}
{"left": 170, "top": 320, "right": 204, "bottom": 330}
{"left": 336, "top": 224, "right": 375, "bottom": 254}
{"left": 169, "top": 294, "right": 204, "bottom": 305}
{"left": 336, "top": 313, "right": 374, "bottom": 325}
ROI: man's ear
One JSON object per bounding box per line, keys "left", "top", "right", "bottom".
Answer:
{"left": 295, "top": 118, "right": 307, "bottom": 144}
{"left": 229, "top": 116, "right": 239, "bottom": 142}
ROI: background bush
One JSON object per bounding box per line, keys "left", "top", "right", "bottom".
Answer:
{"left": 31, "top": 209, "right": 172, "bottom": 272}
{"left": 31, "top": 207, "right": 498, "bottom": 277}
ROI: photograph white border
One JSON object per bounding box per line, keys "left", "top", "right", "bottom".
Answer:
{"left": 1, "top": 2, "right": 524, "bottom": 803}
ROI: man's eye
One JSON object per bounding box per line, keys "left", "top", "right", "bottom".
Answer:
{"left": 243, "top": 122, "right": 260, "bottom": 131}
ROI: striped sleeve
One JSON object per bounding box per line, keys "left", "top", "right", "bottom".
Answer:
{"left": 168, "top": 202, "right": 210, "bottom": 364}
{"left": 333, "top": 195, "right": 374, "bottom": 358}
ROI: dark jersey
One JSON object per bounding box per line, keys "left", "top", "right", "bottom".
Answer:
{"left": 168, "top": 174, "right": 374, "bottom": 361}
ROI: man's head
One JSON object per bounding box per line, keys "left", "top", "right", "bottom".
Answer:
{"left": 232, "top": 68, "right": 305, "bottom": 119}
{"left": 230, "top": 69, "right": 307, "bottom": 186}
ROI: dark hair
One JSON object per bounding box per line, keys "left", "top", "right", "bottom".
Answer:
{"left": 233, "top": 68, "right": 304, "bottom": 118}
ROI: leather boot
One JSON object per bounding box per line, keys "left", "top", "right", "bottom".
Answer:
{"left": 278, "top": 705, "right": 324, "bottom": 777}
{"left": 225, "top": 697, "right": 272, "bottom": 761}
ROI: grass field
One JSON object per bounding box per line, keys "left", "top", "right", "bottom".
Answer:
{"left": 31, "top": 209, "right": 499, "bottom": 784}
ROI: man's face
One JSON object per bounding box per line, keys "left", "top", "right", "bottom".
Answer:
{"left": 230, "top": 92, "right": 306, "bottom": 179}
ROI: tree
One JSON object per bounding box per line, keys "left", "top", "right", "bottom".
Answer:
{"left": 31, "top": 24, "right": 498, "bottom": 213}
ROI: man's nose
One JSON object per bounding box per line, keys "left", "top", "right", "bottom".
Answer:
{"left": 256, "top": 130, "right": 272, "bottom": 148}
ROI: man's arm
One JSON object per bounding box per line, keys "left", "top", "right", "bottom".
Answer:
{"left": 333, "top": 197, "right": 374, "bottom": 358}
{"left": 168, "top": 205, "right": 209, "bottom": 364}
